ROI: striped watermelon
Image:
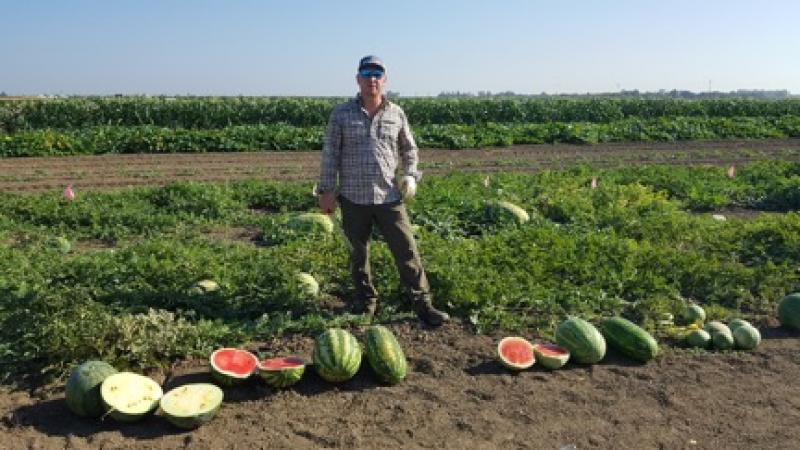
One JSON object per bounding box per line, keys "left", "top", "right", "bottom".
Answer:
{"left": 555, "top": 317, "right": 606, "bottom": 364}
{"left": 532, "top": 343, "right": 570, "bottom": 370}
{"left": 313, "top": 329, "right": 362, "bottom": 383}
{"left": 778, "top": 293, "right": 800, "bottom": 330}
{"left": 365, "top": 326, "right": 408, "bottom": 384}
{"left": 257, "top": 357, "right": 306, "bottom": 388}
{"left": 65, "top": 360, "right": 118, "bottom": 418}
{"left": 600, "top": 317, "right": 659, "bottom": 363}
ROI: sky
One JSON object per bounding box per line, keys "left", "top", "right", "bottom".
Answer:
{"left": 1, "top": 0, "right": 799, "bottom": 96}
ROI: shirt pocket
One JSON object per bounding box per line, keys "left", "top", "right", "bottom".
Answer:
{"left": 378, "top": 120, "right": 401, "bottom": 143}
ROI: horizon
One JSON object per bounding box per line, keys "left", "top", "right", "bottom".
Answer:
{"left": 2, "top": 1, "right": 799, "bottom": 96}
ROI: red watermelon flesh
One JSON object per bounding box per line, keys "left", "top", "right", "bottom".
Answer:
{"left": 210, "top": 348, "right": 258, "bottom": 386}
{"left": 258, "top": 357, "right": 305, "bottom": 371}
{"left": 497, "top": 337, "right": 535, "bottom": 370}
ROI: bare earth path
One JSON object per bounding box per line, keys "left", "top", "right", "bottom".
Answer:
{"left": 2, "top": 320, "right": 799, "bottom": 449}
{"left": 2, "top": 138, "right": 800, "bottom": 193}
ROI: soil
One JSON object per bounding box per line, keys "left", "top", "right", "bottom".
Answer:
{"left": 2, "top": 319, "right": 800, "bottom": 449}
{"left": 2, "top": 138, "right": 800, "bottom": 193}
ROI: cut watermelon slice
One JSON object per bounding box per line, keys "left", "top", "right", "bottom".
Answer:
{"left": 532, "top": 342, "right": 570, "bottom": 370}
{"left": 209, "top": 348, "right": 258, "bottom": 386}
{"left": 497, "top": 337, "right": 535, "bottom": 370}
{"left": 257, "top": 357, "right": 306, "bottom": 388}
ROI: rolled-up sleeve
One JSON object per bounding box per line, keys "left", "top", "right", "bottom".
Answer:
{"left": 398, "top": 111, "right": 421, "bottom": 181}
{"left": 319, "top": 109, "right": 342, "bottom": 193}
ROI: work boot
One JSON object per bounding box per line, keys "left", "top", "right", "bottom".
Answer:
{"left": 413, "top": 296, "right": 450, "bottom": 326}
{"left": 351, "top": 296, "right": 377, "bottom": 317}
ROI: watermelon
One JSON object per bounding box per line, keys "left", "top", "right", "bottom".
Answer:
{"left": 733, "top": 325, "right": 761, "bottom": 350}
{"left": 600, "top": 317, "right": 659, "bottom": 363}
{"left": 296, "top": 272, "right": 319, "bottom": 298}
{"left": 365, "top": 326, "right": 408, "bottom": 384}
{"left": 485, "top": 200, "right": 530, "bottom": 224}
{"left": 555, "top": 317, "right": 606, "bottom": 364}
{"left": 728, "top": 318, "right": 751, "bottom": 332}
{"left": 704, "top": 321, "right": 731, "bottom": 337}
{"left": 50, "top": 236, "right": 72, "bottom": 254}
{"left": 778, "top": 293, "right": 800, "bottom": 330}
{"left": 313, "top": 328, "right": 362, "bottom": 383}
{"left": 191, "top": 279, "right": 220, "bottom": 295}
{"left": 532, "top": 343, "right": 570, "bottom": 370}
{"left": 685, "top": 329, "right": 711, "bottom": 349}
{"left": 65, "top": 360, "right": 118, "bottom": 418}
{"left": 287, "top": 213, "right": 334, "bottom": 234}
{"left": 159, "top": 383, "right": 223, "bottom": 429}
{"left": 497, "top": 337, "right": 535, "bottom": 370}
{"left": 684, "top": 304, "right": 706, "bottom": 324}
{"left": 209, "top": 348, "right": 258, "bottom": 386}
{"left": 257, "top": 357, "right": 306, "bottom": 388}
{"left": 100, "top": 372, "right": 162, "bottom": 423}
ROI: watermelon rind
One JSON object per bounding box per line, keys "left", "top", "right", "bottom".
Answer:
{"left": 685, "top": 329, "right": 712, "bottom": 349}
{"left": 257, "top": 357, "right": 306, "bottom": 388}
{"left": 365, "top": 326, "right": 408, "bottom": 384}
{"left": 100, "top": 372, "right": 163, "bottom": 423}
{"left": 733, "top": 324, "right": 761, "bottom": 350}
{"left": 313, "top": 328, "right": 362, "bottom": 383}
{"left": 556, "top": 317, "right": 606, "bottom": 364}
{"left": 209, "top": 348, "right": 258, "bottom": 386}
{"left": 159, "top": 383, "right": 223, "bottom": 429}
{"left": 778, "top": 293, "right": 800, "bottom": 330}
{"left": 65, "top": 361, "right": 118, "bottom": 418}
{"left": 532, "top": 343, "right": 570, "bottom": 370}
{"left": 497, "top": 337, "right": 535, "bottom": 370}
{"left": 600, "top": 317, "right": 659, "bottom": 363}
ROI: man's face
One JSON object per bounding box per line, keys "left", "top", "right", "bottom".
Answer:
{"left": 356, "top": 66, "right": 386, "bottom": 98}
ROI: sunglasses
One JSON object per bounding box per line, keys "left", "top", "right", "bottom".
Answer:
{"left": 358, "top": 68, "right": 385, "bottom": 78}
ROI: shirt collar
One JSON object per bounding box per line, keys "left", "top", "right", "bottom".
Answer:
{"left": 354, "top": 93, "right": 389, "bottom": 111}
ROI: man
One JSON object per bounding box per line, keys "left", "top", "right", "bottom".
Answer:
{"left": 317, "top": 55, "right": 449, "bottom": 327}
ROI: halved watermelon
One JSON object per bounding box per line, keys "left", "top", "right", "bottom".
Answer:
{"left": 532, "top": 343, "right": 570, "bottom": 370}
{"left": 160, "top": 383, "right": 223, "bottom": 429}
{"left": 209, "top": 348, "right": 258, "bottom": 386}
{"left": 100, "top": 372, "right": 162, "bottom": 423}
{"left": 257, "top": 357, "right": 306, "bottom": 388}
{"left": 497, "top": 337, "right": 535, "bottom": 370}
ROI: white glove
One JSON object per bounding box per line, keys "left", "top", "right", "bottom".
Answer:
{"left": 399, "top": 175, "right": 417, "bottom": 200}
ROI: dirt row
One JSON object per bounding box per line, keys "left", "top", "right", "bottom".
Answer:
{"left": 2, "top": 139, "right": 800, "bottom": 193}
{"left": 2, "top": 319, "right": 800, "bottom": 449}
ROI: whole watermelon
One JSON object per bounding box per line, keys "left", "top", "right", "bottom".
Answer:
{"left": 555, "top": 317, "right": 606, "bottom": 364}
{"left": 600, "top": 317, "right": 659, "bottom": 363}
{"left": 778, "top": 293, "right": 800, "bottom": 330}
{"left": 313, "top": 328, "right": 362, "bottom": 383}
{"left": 65, "top": 360, "right": 118, "bottom": 418}
{"left": 364, "top": 326, "right": 407, "bottom": 384}
{"left": 733, "top": 325, "right": 761, "bottom": 350}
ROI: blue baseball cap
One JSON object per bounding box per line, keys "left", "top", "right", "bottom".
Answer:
{"left": 358, "top": 55, "right": 385, "bottom": 71}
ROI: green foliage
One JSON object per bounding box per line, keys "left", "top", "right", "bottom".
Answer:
{"left": 3, "top": 162, "right": 800, "bottom": 384}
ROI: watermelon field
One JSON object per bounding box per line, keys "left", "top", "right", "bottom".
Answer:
{"left": 3, "top": 97, "right": 800, "bottom": 448}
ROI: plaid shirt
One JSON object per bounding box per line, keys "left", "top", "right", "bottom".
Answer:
{"left": 318, "top": 95, "right": 421, "bottom": 205}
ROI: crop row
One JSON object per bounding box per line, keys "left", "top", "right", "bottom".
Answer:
{"left": 2, "top": 116, "right": 799, "bottom": 157}
{"left": 2, "top": 162, "right": 800, "bottom": 383}
{"left": 2, "top": 97, "right": 800, "bottom": 132}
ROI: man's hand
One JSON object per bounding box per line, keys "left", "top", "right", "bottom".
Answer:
{"left": 399, "top": 175, "right": 417, "bottom": 200}
{"left": 319, "top": 192, "right": 337, "bottom": 214}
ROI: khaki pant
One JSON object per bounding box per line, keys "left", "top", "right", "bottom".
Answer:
{"left": 338, "top": 195, "right": 430, "bottom": 302}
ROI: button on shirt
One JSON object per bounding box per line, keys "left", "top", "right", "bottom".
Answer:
{"left": 319, "top": 95, "right": 421, "bottom": 205}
